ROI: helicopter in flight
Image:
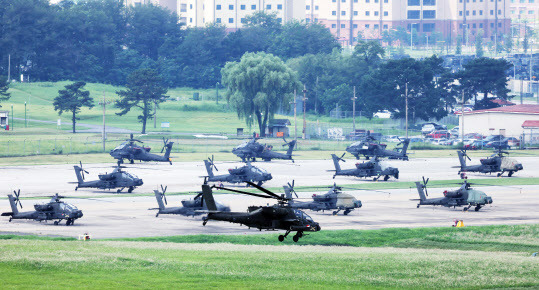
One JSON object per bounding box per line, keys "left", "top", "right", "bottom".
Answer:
{"left": 283, "top": 181, "right": 362, "bottom": 215}
{"left": 2, "top": 191, "right": 83, "bottom": 225}
{"left": 347, "top": 136, "right": 410, "bottom": 161}
{"left": 151, "top": 185, "right": 230, "bottom": 217}
{"left": 201, "top": 182, "right": 321, "bottom": 243}
{"left": 331, "top": 153, "right": 399, "bottom": 181}
{"left": 232, "top": 133, "right": 297, "bottom": 162}
{"left": 203, "top": 156, "right": 272, "bottom": 186}
{"left": 413, "top": 177, "right": 493, "bottom": 211}
{"left": 73, "top": 162, "right": 143, "bottom": 193}
{"left": 456, "top": 149, "right": 523, "bottom": 178}
{"left": 110, "top": 134, "right": 174, "bottom": 164}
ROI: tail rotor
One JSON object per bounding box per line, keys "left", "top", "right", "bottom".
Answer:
{"left": 13, "top": 189, "right": 22, "bottom": 209}
{"left": 336, "top": 153, "right": 346, "bottom": 163}
{"left": 422, "top": 176, "right": 430, "bottom": 196}
{"left": 160, "top": 185, "right": 168, "bottom": 205}
{"left": 207, "top": 155, "right": 218, "bottom": 171}
{"left": 79, "top": 161, "right": 89, "bottom": 180}
{"left": 161, "top": 137, "right": 170, "bottom": 153}
{"left": 287, "top": 180, "right": 298, "bottom": 198}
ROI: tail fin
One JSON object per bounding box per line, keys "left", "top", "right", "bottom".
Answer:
{"left": 331, "top": 154, "right": 342, "bottom": 173}
{"left": 457, "top": 150, "right": 466, "bottom": 169}
{"left": 7, "top": 195, "right": 19, "bottom": 215}
{"left": 164, "top": 142, "right": 174, "bottom": 159}
{"left": 401, "top": 139, "right": 410, "bottom": 155}
{"left": 203, "top": 160, "right": 214, "bottom": 178}
{"left": 201, "top": 184, "right": 217, "bottom": 211}
{"left": 286, "top": 140, "right": 296, "bottom": 156}
{"left": 73, "top": 166, "right": 84, "bottom": 184}
{"left": 154, "top": 190, "right": 166, "bottom": 210}
{"left": 415, "top": 182, "right": 427, "bottom": 201}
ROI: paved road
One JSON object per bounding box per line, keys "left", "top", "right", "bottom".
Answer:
{"left": 14, "top": 118, "right": 135, "bottom": 133}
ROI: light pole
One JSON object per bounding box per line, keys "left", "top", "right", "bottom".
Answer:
{"left": 290, "top": 90, "right": 298, "bottom": 141}
{"left": 351, "top": 86, "right": 357, "bottom": 132}
{"left": 405, "top": 82, "right": 409, "bottom": 139}
{"left": 11, "top": 104, "right": 13, "bottom": 131}
{"left": 24, "top": 101, "right": 27, "bottom": 128}
{"left": 460, "top": 90, "right": 465, "bottom": 140}
{"left": 302, "top": 85, "right": 308, "bottom": 140}
{"left": 215, "top": 82, "right": 220, "bottom": 104}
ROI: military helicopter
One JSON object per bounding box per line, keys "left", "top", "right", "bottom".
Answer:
{"left": 232, "top": 133, "right": 297, "bottom": 162}
{"left": 283, "top": 181, "right": 362, "bottom": 215}
{"left": 151, "top": 185, "right": 230, "bottom": 217}
{"left": 347, "top": 136, "right": 410, "bottom": 161}
{"left": 414, "top": 177, "right": 493, "bottom": 211}
{"left": 110, "top": 134, "right": 174, "bottom": 164}
{"left": 330, "top": 153, "right": 399, "bottom": 181}
{"left": 456, "top": 149, "right": 523, "bottom": 178}
{"left": 1, "top": 191, "right": 83, "bottom": 225}
{"left": 203, "top": 156, "right": 272, "bottom": 186}
{"left": 73, "top": 162, "right": 143, "bottom": 193}
{"left": 201, "top": 182, "right": 321, "bottom": 242}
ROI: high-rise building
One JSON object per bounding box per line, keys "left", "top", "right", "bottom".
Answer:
{"left": 125, "top": 0, "right": 177, "bottom": 12}
{"left": 178, "top": 0, "right": 305, "bottom": 29}
{"left": 306, "top": 0, "right": 510, "bottom": 46}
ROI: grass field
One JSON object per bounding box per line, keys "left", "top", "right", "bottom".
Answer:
{"left": 0, "top": 225, "right": 537, "bottom": 288}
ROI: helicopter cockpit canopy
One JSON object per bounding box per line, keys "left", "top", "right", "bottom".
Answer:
{"left": 294, "top": 209, "right": 314, "bottom": 222}
{"left": 251, "top": 167, "right": 268, "bottom": 174}
{"left": 113, "top": 142, "right": 128, "bottom": 151}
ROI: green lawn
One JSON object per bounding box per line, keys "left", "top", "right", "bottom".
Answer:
{"left": 0, "top": 225, "right": 537, "bottom": 288}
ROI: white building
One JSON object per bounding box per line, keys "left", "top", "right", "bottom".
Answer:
{"left": 460, "top": 104, "right": 539, "bottom": 138}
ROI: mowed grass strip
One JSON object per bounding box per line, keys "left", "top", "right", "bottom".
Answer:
{"left": 0, "top": 238, "right": 537, "bottom": 289}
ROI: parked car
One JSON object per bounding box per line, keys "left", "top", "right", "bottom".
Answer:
{"left": 427, "top": 130, "right": 451, "bottom": 139}
{"left": 486, "top": 140, "right": 510, "bottom": 150}
{"left": 449, "top": 126, "right": 460, "bottom": 136}
{"left": 409, "top": 137, "right": 424, "bottom": 143}
{"left": 504, "top": 137, "right": 520, "bottom": 148}
{"left": 463, "top": 140, "right": 483, "bottom": 150}
{"left": 452, "top": 107, "right": 473, "bottom": 115}
{"left": 421, "top": 123, "right": 447, "bottom": 135}
{"left": 464, "top": 133, "right": 484, "bottom": 140}
{"left": 373, "top": 110, "right": 392, "bottom": 119}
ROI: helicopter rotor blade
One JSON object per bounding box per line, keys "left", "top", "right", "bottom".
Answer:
{"left": 245, "top": 181, "right": 284, "bottom": 200}
{"left": 212, "top": 185, "right": 275, "bottom": 199}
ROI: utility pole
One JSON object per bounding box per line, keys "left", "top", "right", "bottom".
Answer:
{"left": 405, "top": 82, "right": 409, "bottom": 139}
{"left": 7, "top": 54, "right": 11, "bottom": 82}
{"left": 11, "top": 104, "right": 13, "bottom": 131}
{"left": 461, "top": 90, "right": 465, "bottom": 140}
{"left": 99, "top": 92, "right": 112, "bottom": 152}
{"left": 351, "top": 86, "right": 357, "bottom": 132}
{"left": 302, "top": 85, "right": 308, "bottom": 140}
{"left": 290, "top": 90, "right": 297, "bottom": 141}
{"left": 24, "top": 101, "right": 27, "bottom": 128}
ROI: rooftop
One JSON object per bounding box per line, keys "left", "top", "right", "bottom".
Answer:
{"left": 522, "top": 120, "right": 539, "bottom": 128}
{"left": 466, "top": 104, "right": 539, "bottom": 115}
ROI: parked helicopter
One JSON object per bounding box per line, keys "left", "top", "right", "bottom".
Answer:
{"left": 413, "top": 177, "right": 493, "bottom": 211}
{"left": 457, "top": 149, "right": 523, "bottom": 178}
{"left": 151, "top": 185, "right": 230, "bottom": 217}
{"left": 110, "top": 134, "right": 174, "bottom": 164}
{"left": 201, "top": 182, "right": 321, "bottom": 242}
{"left": 347, "top": 135, "right": 410, "bottom": 161}
{"left": 232, "top": 133, "right": 296, "bottom": 162}
{"left": 283, "top": 181, "right": 362, "bottom": 215}
{"left": 331, "top": 153, "right": 399, "bottom": 181}
{"left": 1, "top": 191, "right": 83, "bottom": 225}
{"left": 203, "top": 156, "right": 272, "bottom": 186}
{"left": 73, "top": 162, "right": 143, "bottom": 193}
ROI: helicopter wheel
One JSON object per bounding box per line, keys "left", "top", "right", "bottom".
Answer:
{"left": 278, "top": 235, "right": 285, "bottom": 242}
{"left": 332, "top": 211, "right": 338, "bottom": 216}
{"left": 508, "top": 171, "right": 513, "bottom": 177}
{"left": 373, "top": 177, "right": 378, "bottom": 181}
{"left": 54, "top": 221, "right": 59, "bottom": 225}
{"left": 202, "top": 218, "right": 208, "bottom": 226}
{"left": 475, "top": 206, "right": 481, "bottom": 212}
{"left": 128, "top": 187, "right": 134, "bottom": 193}
{"left": 130, "top": 160, "right": 134, "bottom": 164}
{"left": 416, "top": 204, "right": 420, "bottom": 208}
{"left": 343, "top": 210, "right": 351, "bottom": 216}
{"left": 292, "top": 235, "right": 299, "bottom": 243}
{"left": 8, "top": 217, "right": 12, "bottom": 222}
{"left": 384, "top": 175, "right": 390, "bottom": 181}
{"left": 156, "top": 213, "right": 159, "bottom": 217}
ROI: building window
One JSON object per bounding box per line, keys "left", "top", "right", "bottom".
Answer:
{"left": 229, "top": 5, "right": 233, "bottom": 10}
{"left": 423, "top": 23, "right": 435, "bottom": 32}
{"left": 180, "top": 3, "right": 186, "bottom": 12}
{"left": 332, "top": 11, "right": 337, "bottom": 15}
{"left": 407, "top": 10, "right": 420, "bottom": 19}
{"left": 423, "top": 0, "right": 436, "bottom": 5}
{"left": 341, "top": 24, "right": 346, "bottom": 28}
{"left": 490, "top": 10, "right": 493, "bottom": 15}
{"left": 216, "top": 5, "right": 221, "bottom": 10}
{"left": 366, "top": 11, "right": 370, "bottom": 16}
{"left": 354, "top": 11, "right": 358, "bottom": 15}
{"left": 423, "top": 10, "right": 436, "bottom": 19}
{"left": 459, "top": 11, "right": 463, "bottom": 16}
{"left": 366, "top": 0, "right": 370, "bottom": 3}
{"left": 267, "top": 4, "right": 271, "bottom": 9}
{"left": 408, "top": 0, "right": 420, "bottom": 5}
{"left": 189, "top": 4, "right": 192, "bottom": 9}
{"left": 277, "top": 4, "right": 282, "bottom": 10}
{"left": 383, "top": 24, "right": 388, "bottom": 29}
{"left": 306, "top": 5, "right": 310, "bottom": 10}
{"left": 216, "top": 18, "right": 221, "bottom": 23}
{"left": 353, "top": 24, "right": 358, "bottom": 28}
{"left": 229, "top": 18, "right": 234, "bottom": 23}
{"left": 315, "top": 6, "right": 319, "bottom": 10}
{"left": 278, "top": 18, "right": 282, "bottom": 23}
{"left": 374, "top": 11, "right": 379, "bottom": 16}
{"left": 473, "top": 10, "right": 476, "bottom": 16}
{"left": 479, "top": 23, "right": 483, "bottom": 28}
{"left": 384, "top": 11, "right": 388, "bottom": 16}
{"left": 241, "top": 5, "right": 245, "bottom": 10}
{"left": 498, "top": 10, "right": 501, "bottom": 14}
{"left": 241, "top": 18, "right": 246, "bottom": 23}
{"left": 251, "top": 5, "right": 256, "bottom": 10}
{"left": 374, "top": 24, "right": 379, "bottom": 29}
{"left": 189, "top": 18, "right": 192, "bottom": 23}
{"left": 365, "top": 24, "right": 370, "bottom": 28}
{"left": 342, "top": 11, "right": 346, "bottom": 15}
{"left": 332, "top": 24, "right": 337, "bottom": 28}
{"left": 479, "top": 10, "right": 483, "bottom": 15}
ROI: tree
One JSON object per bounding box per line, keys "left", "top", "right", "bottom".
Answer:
{"left": 53, "top": 82, "right": 94, "bottom": 133}
{"left": 222, "top": 52, "right": 300, "bottom": 136}
{"left": 457, "top": 58, "right": 512, "bottom": 110}
{"left": 475, "top": 29, "right": 484, "bottom": 57}
{"left": 115, "top": 69, "right": 168, "bottom": 134}
{"left": 0, "top": 76, "right": 11, "bottom": 107}
{"left": 353, "top": 40, "right": 385, "bottom": 65}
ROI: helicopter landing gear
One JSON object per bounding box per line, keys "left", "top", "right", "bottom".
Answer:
{"left": 202, "top": 217, "right": 208, "bottom": 226}
{"left": 278, "top": 230, "right": 291, "bottom": 242}
{"left": 373, "top": 177, "right": 378, "bottom": 181}
{"left": 75, "top": 187, "right": 78, "bottom": 191}
{"left": 508, "top": 171, "right": 514, "bottom": 177}
{"left": 156, "top": 213, "right": 160, "bottom": 217}
{"left": 416, "top": 204, "right": 420, "bottom": 208}
{"left": 332, "top": 210, "right": 340, "bottom": 216}
{"left": 384, "top": 175, "right": 390, "bottom": 181}
{"left": 117, "top": 188, "right": 124, "bottom": 193}
{"left": 463, "top": 205, "right": 472, "bottom": 211}
{"left": 343, "top": 209, "right": 351, "bottom": 215}
{"left": 292, "top": 231, "right": 303, "bottom": 243}
{"left": 365, "top": 156, "right": 370, "bottom": 160}
{"left": 127, "top": 186, "right": 134, "bottom": 193}
{"left": 65, "top": 219, "right": 74, "bottom": 226}
{"left": 8, "top": 217, "right": 12, "bottom": 222}
{"left": 475, "top": 205, "right": 482, "bottom": 211}
{"left": 497, "top": 172, "right": 502, "bottom": 177}
{"left": 130, "top": 159, "right": 134, "bottom": 164}
{"left": 54, "top": 221, "right": 59, "bottom": 225}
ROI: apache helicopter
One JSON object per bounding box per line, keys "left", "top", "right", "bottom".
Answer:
{"left": 110, "top": 134, "right": 174, "bottom": 164}
{"left": 151, "top": 185, "right": 230, "bottom": 217}
{"left": 203, "top": 156, "right": 272, "bottom": 186}
{"left": 347, "top": 134, "right": 410, "bottom": 161}
{"left": 413, "top": 177, "right": 493, "bottom": 211}
{"left": 73, "top": 162, "right": 143, "bottom": 193}
{"left": 201, "top": 182, "right": 321, "bottom": 243}
{"left": 456, "top": 149, "right": 523, "bottom": 178}
{"left": 232, "top": 133, "right": 297, "bottom": 162}
{"left": 331, "top": 153, "right": 399, "bottom": 181}
{"left": 283, "top": 181, "right": 362, "bottom": 215}
{"left": 2, "top": 191, "right": 83, "bottom": 225}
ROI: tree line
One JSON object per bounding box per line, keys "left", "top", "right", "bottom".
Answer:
{"left": 0, "top": 0, "right": 339, "bottom": 88}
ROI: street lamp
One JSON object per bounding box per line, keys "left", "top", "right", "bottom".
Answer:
{"left": 302, "top": 85, "right": 308, "bottom": 140}
{"left": 290, "top": 90, "right": 298, "bottom": 141}
{"left": 351, "top": 86, "right": 357, "bottom": 132}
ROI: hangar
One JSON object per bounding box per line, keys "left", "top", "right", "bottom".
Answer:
{"left": 460, "top": 104, "right": 539, "bottom": 137}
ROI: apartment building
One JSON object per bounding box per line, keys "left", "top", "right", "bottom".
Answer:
{"left": 306, "top": 0, "right": 510, "bottom": 46}
{"left": 510, "top": 0, "right": 538, "bottom": 22}
{"left": 125, "top": 0, "right": 177, "bottom": 12}
{"left": 178, "top": 0, "right": 305, "bottom": 29}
